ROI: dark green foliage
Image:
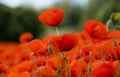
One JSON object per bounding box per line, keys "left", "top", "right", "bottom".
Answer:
{"left": 0, "top": 4, "right": 44, "bottom": 41}
{"left": 0, "top": 4, "right": 12, "bottom": 40}
{"left": 82, "top": 0, "right": 120, "bottom": 24}
{"left": 65, "top": 7, "right": 81, "bottom": 26}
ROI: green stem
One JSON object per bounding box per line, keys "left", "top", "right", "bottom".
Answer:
{"left": 113, "top": 30, "right": 118, "bottom": 46}
{"left": 88, "top": 52, "right": 92, "bottom": 77}
{"left": 101, "top": 42, "right": 106, "bottom": 61}
{"left": 58, "top": 52, "right": 63, "bottom": 77}
{"left": 68, "top": 58, "right": 71, "bottom": 77}
{"left": 48, "top": 38, "right": 54, "bottom": 56}
{"left": 51, "top": 38, "right": 63, "bottom": 77}
{"left": 56, "top": 27, "right": 60, "bottom": 35}
{"left": 62, "top": 52, "right": 71, "bottom": 77}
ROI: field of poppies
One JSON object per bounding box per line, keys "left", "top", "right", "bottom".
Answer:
{"left": 0, "top": 8, "right": 120, "bottom": 77}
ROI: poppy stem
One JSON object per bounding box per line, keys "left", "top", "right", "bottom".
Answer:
{"left": 62, "top": 52, "right": 71, "bottom": 77}
{"left": 101, "top": 42, "right": 105, "bottom": 62}
{"left": 68, "top": 58, "right": 71, "bottom": 77}
{"left": 88, "top": 52, "right": 92, "bottom": 77}
{"left": 58, "top": 52, "right": 63, "bottom": 77}
{"left": 113, "top": 30, "right": 118, "bottom": 46}
{"left": 56, "top": 27, "right": 60, "bottom": 35}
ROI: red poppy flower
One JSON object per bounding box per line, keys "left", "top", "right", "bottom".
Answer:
{"left": 9, "top": 60, "right": 34, "bottom": 72}
{"left": 70, "top": 60, "right": 87, "bottom": 77}
{"left": 53, "top": 34, "right": 79, "bottom": 51}
{"left": 104, "top": 46, "right": 120, "bottom": 61}
{"left": 27, "top": 39, "right": 47, "bottom": 55}
{"left": 46, "top": 55, "right": 64, "bottom": 70}
{"left": 33, "top": 56, "right": 47, "bottom": 66}
{"left": 84, "top": 20, "right": 109, "bottom": 40}
{"left": 109, "top": 30, "right": 120, "bottom": 39}
{"left": 91, "top": 61, "right": 115, "bottom": 77}
{"left": 0, "top": 63, "right": 8, "bottom": 73}
{"left": 38, "top": 8, "right": 64, "bottom": 26}
{"left": 35, "top": 66, "right": 56, "bottom": 77}
{"left": 113, "top": 61, "right": 120, "bottom": 74}
{"left": 7, "top": 71, "right": 30, "bottom": 77}
{"left": 19, "top": 32, "right": 33, "bottom": 43}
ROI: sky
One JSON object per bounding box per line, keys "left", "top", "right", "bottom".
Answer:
{"left": 0, "top": 0, "right": 88, "bottom": 9}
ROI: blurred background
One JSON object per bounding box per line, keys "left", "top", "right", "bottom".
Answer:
{"left": 0, "top": 0, "right": 120, "bottom": 42}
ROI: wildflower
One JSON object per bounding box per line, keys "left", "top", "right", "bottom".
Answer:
{"left": 109, "top": 30, "right": 120, "bottom": 39}
{"left": 84, "top": 20, "right": 109, "bottom": 40}
{"left": 7, "top": 71, "right": 30, "bottom": 77}
{"left": 62, "top": 59, "right": 87, "bottom": 77}
{"left": 53, "top": 34, "right": 79, "bottom": 51}
{"left": 113, "top": 60, "right": 120, "bottom": 76}
{"left": 91, "top": 61, "right": 115, "bottom": 77}
{"left": 0, "top": 63, "right": 8, "bottom": 73}
{"left": 38, "top": 8, "right": 64, "bottom": 26}
{"left": 27, "top": 39, "right": 47, "bottom": 55}
{"left": 35, "top": 66, "right": 56, "bottom": 77}
{"left": 46, "top": 55, "right": 64, "bottom": 70}
{"left": 33, "top": 56, "right": 46, "bottom": 66}
{"left": 19, "top": 32, "right": 33, "bottom": 43}
{"left": 9, "top": 60, "right": 34, "bottom": 72}
{"left": 104, "top": 46, "right": 120, "bottom": 61}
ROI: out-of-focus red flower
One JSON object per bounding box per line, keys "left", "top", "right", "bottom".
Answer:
{"left": 46, "top": 55, "right": 64, "bottom": 70}
{"left": 42, "top": 34, "right": 78, "bottom": 53}
{"left": 113, "top": 61, "right": 120, "bottom": 74}
{"left": 52, "top": 34, "right": 79, "bottom": 51}
{"left": 0, "top": 63, "right": 8, "bottom": 73}
{"left": 104, "top": 46, "right": 120, "bottom": 61}
{"left": 109, "top": 30, "right": 120, "bottom": 39}
{"left": 79, "top": 44, "right": 97, "bottom": 62}
{"left": 9, "top": 60, "right": 34, "bottom": 72}
{"left": 38, "top": 8, "right": 64, "bottom": 26}
{"left": 84, "top": 20, "right": 109, "bottom": 40}
{"left": 33, "top": 56, "right": 47, "bottom": 66}
{"left": 35, "top": 66, "right": 56, "bottom": 77}
{"left": 42, "top": 34, "right": 58, "bottom": 55}
{"left": 91, "top": 61, "right": 115, "bottom": 77}
{"left": 19, "top": 32, "right": 33, "bottom": 43}
{"left": 70, "top": 60, "right": 87, "bottom": 77}
{"left": 27, "top": 39, "right": 47, "bottom": 55}
{"left": 82, "top": 31, "right": 92, "bottom": 42}
{"left": 7, "top": 71, "right": 30, "bottom": 77}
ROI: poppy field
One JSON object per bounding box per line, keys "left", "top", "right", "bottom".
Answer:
{"left": 0, "top": 8, "right": 120, "bottom": 77}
